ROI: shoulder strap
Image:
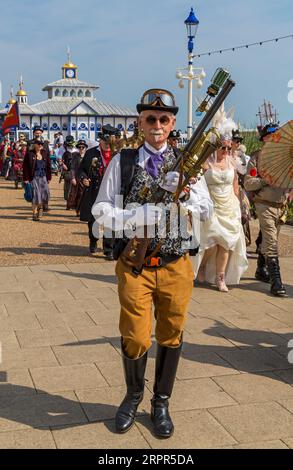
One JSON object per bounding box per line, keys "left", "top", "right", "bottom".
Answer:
{"left": 120, "top": 148, "right": 139, "bottom": 199}
{"left": 173, "top": 147, "right": 182, "bottom": 159}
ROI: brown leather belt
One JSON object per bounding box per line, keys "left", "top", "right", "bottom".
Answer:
{"left": 131, "top": 254, "right": 185, "bottom": 275}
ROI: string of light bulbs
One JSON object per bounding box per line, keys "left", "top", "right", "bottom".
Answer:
{"left": 193, "top": 34, "right": 293, "bottom": 58}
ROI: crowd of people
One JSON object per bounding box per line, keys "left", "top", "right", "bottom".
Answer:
{"left": 0, "top": 110, "right": 292, "bottom": 294}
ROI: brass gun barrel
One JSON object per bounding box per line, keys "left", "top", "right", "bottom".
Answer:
{"left": 183, "top": 78, "right": 235, "bottom": 158}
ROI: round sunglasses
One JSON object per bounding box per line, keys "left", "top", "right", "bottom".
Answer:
{"left": 145, "top": 115, "right": 171, "bottom": 126}
{"left": 221, "top": 146, "right": 232, "bottom": 151}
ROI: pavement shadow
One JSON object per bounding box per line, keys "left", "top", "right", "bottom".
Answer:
{"left": 61, "top": 323, "right": 293, "bottom": 385}
{"left": 0, "top": 214, "right": 31, "bottom": 221}
{"left": 201, "top": 319, "right": 291, "bottom": 348}
{"left": 42, "top": 212, "right": 77, "bottom": 219}
{"left": 0, "top": 214, "right": 80, "bottom": 225}
{"left": 0, "top": 184, "right": 20, "bottom": 191}
{"left": 195, "top": 279, "right": 292, "bottom": 296}
{"left": 0, "top": 205, "right": 31, "bottom": 211}
{"left": 232, "top": 280, "right": 292, "bottom": 295}
{"left": 37, "top": 220, "right": 79, "bottom": 226}
{"left": 0, "top": 243, "right": 90, "bottom": 257}
{"left": 182, "top": 320, "right": 293, "bottom": 384}
{"left": 71, "top": 232, "right": 88, "bottom": 236}
{"left": 54, "top": 270, "right": 117, "bottom": 285}
{"left": 0, "top": 379, "right": 120, "bottom": 432}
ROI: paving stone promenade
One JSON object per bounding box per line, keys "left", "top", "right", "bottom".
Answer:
{"left": 0, "top": 177, "right": 292, "bottom": 449}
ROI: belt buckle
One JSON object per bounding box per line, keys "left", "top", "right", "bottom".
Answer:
{"left": 146, "top": 257, "right": 162, "bottom": 267}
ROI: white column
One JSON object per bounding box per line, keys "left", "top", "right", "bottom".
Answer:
{"left": 187, "top": 53, "right": 193, "bottom": 140}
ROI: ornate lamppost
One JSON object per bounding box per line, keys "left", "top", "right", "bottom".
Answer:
{"left": 176, "top": 7, "right": 206, "bottom": 139}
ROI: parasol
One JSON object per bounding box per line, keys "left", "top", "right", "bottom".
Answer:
{"left": 258, "top": 120, "right": 293, "bottom": 189}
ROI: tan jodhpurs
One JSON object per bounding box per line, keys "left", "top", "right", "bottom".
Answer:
{"left": 255, "top": 203, "right": 283, "bottom": 257}
{"left": 115, "top": 254, "right": 194, "bottom": 359}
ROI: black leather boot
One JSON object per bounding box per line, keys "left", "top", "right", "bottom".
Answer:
{"left": 115, "top": 348, "right": 147, "bottom": 433}
{"left": 255, "top": 253, "right": 270, "bottom": 283}
{"left": 267, "top": 256, "right": 287, "bottom": 297}
{"left": 255, "top": 230, "right": 262, "bottom": 255}
{"left": 151, "top": 342, "right": 182, "bottom": 438}
{"left": 89, "top": 240, "right": 98, "bottom": 253}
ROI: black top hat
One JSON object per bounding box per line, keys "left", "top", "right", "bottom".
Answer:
{"left": 168, "top": 130, "right": 181, "bottom": 139}
{"left": 137, "top": 88, "right": 178, "bottom": 115}
{"left": 232, "top": 129, "right": 243, "bottom": 142}
{"left": 76, "top": 139, "right": 88, "bottom": 149}
{"left": 98, "top": 124, "right": 118, "bottom": 140}
{"left": 65, "top": 135, "right": 75, "bottom": 146}
{"left": 33, "top": 125, "right": 43, "bottom": 133}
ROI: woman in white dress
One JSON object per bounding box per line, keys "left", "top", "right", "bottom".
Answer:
{"left": 194, "top": 138, "right": 248, "bottom": 292}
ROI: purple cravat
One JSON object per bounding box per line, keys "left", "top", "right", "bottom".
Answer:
{"left": 144, "top": 145, "right": 165, "bottom": 179}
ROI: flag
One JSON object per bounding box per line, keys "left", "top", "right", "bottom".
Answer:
{"left": 2, "top": 102, "right": 20, "bottom": 131}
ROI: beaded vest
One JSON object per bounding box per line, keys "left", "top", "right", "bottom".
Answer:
{"left": 123, "top": 147, "right": 190, "bottom": 256}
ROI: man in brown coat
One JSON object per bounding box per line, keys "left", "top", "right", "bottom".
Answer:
{"left": 244, "top": 123, "right": 289, "bottom": 297}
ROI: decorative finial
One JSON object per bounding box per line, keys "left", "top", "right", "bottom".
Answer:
{"left": 67, "top": 46, "right": 71, "bottom": 64}
{"left": 8, "top": 85, "right": 16, "bottom": 104}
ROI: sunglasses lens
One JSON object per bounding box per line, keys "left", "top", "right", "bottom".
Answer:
{"left": 159, "top": 116, "right": 171, "bottom": 125}
{"left": 146, "top": 116, "right": 157, "bottom": 125}
{"left": 146, "top": 115, "right": 171, "bottom": 125}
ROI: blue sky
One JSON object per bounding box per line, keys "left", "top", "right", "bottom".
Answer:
{"left": 0, "top": 0, "right": 292, "bottom": 130}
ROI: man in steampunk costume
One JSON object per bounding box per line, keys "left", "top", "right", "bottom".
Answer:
{"left": 231, "top": 129, "right": 243, "bottom": 153}
{"left": 168, "top": 129, "right": 181, "bottom": 149}
{"left": 92, "top": 89, "right": 207, "bottom": 438}
{"left": 244, "top": 123, "right": 289, "bottom": 297}
{"left": 78, "top": 124, "right": 117, "bottom": 258}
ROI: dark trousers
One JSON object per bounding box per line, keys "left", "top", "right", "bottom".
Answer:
{"left": 2, "top": 160, "right": 9, "bottom": 177}
{"left": 63, "top": 172, "right": 71, "bottom": 201}
{"left": 88, "top": 216, "right": 114, "bottom": 253}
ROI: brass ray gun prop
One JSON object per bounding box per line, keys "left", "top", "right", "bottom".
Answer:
{"left": 120, "top": 68, "right": 236, "bottom": 272}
